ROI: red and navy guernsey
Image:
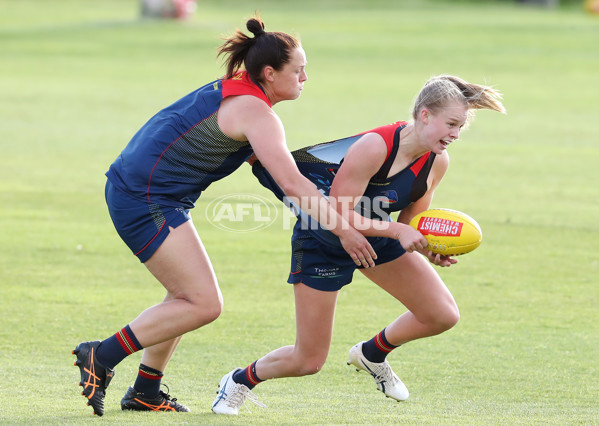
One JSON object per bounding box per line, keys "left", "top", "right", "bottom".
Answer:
{"left": 106, "top": 71, "right": 270, "bottom": 209}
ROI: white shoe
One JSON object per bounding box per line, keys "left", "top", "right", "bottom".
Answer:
{"left": 347, "top": 342, "right": 409, "bottom": 401}
{"left": 211, "top": 368, "right": 266, "bottom": 415}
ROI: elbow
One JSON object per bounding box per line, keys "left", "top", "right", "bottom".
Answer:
{"left": 278, "top": 180, "right": 296, "bottom": 198}
{"left": 278, "top": 176, "right": 306, "bottom": 201}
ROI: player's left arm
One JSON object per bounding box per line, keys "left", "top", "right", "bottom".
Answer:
{"left": 398, "top": 151, "right": 457, "bottom": 266}
{"left": 397, "top": 150, "right": 450, "bottom": 224}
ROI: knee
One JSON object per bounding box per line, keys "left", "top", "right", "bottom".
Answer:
{"left": 418, "top": 301, "right": 460, "bottom": 335}
{"left": 296, "top": 361, "right": 324, "bottom": 377}
{"left": 188, "top": 295, "right": 223, "bottom": 328}
{"left": 293, "top": 355, "right": 328, "bottom": 377}
{"left": 434, "top": 303, "right": 460, "bottom": 333}
{"left": 201, "top": 300, "right": 223, "bottom": 325}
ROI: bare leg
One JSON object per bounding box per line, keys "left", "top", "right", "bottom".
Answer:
{"left": 138, "top": 294, "right": 182, "bottom": 372}
{"left": 130, "top": 221, "right": 223, "bottom": 355}
{"left": 254, "top": 283, "right": 339, "bottom": 380}
{"left": 360, "top": 252, "right": 459, "bottom": 346}
{"left": 76, "top": 221, "right": 215, "bottom": 415}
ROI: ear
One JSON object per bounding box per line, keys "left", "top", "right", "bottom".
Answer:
{"left": 420, "top": 107, "right": 430, "bottom": 124}
{"left": 262, "top": 65, "right": 276, "bottom": 83}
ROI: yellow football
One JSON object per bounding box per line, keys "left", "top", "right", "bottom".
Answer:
{"left": 409, "top": 208, "right": 482, "bottom": 256}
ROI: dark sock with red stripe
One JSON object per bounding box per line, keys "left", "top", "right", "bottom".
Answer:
{"left": 361, "top": 328, "right": 400, "bottom": 363}
{"left": 95, "top": 324, "right": 143, "bottom": 369}
{"left": 233, "top": 361, "right": 264, "bottom": 390}
{"left": 133, "top": 363, "right": 164, "bottom": 398}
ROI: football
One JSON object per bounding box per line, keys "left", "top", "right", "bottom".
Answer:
{"left": 409, "top": 208, "right": 482, "bottom": 256}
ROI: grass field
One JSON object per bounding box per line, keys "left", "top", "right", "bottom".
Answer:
{"left": 1, "top": 0, "right": 598, "bottom": 424}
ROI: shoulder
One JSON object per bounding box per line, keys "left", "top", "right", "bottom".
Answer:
{"left": 218, "top": 95, "right": 281, "bottom": 141}
{"left": 362, "top": 121, "right": 407, "bottom": 140}
{"left": 343, "top": 132, "right": 388, "bottom": 173}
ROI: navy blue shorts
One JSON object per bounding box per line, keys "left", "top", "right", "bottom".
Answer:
{"left": 288, "top": 226, "right": 406, "bottom": 292}
{"left": 105, "top": 180, "right": 191, "bottom": 263}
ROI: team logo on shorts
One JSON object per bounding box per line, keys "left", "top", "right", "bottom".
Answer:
{"left": 311, "top": 267, "right": 342, "bottom": 279}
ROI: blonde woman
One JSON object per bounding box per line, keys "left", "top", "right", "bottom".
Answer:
{"left": 213, "top": 75, "right": 505, "bottom": 414}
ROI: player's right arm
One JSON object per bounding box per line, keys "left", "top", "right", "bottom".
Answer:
{"left": 328, "top": 132, "right": 428, "bottom": 254}
{"left": 218, "top": 95, "right": 377, "bottom": 267}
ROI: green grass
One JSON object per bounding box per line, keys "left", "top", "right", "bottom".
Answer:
{"left": 1, "top": 0, "right": 598, "bottom": 424}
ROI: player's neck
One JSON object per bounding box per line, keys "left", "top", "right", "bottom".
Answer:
{"left": 399, "top": 122, "right": 429, "bottom": 160}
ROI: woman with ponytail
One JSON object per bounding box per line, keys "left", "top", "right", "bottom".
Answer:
{"left": 72, "top": 17, "right": 376, "bottom": 417}
{"left": 213, "top": 75, "right": 505, "bottom": 415}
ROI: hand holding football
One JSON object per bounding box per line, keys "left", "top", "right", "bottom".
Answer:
{"left": 409, "top": 208, "right": 482, "bottom": 256}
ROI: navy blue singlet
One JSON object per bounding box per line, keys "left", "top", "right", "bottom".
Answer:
{"left": 253, "top": 121, "right": 436, "bottom": 247}
{"left": 106, "top": 71, "right": 270, "bottom": 209}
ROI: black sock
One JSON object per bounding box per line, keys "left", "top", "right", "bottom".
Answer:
{"left": 232, "top": 361, "right": 264, "bottom": 390}
{"left": 95, "top": 324, "right": 143, "bottom": 369}
{"left": 133, "top": 363, "right": 163, "bottom": 398}
{"left": 361, "top": 328, "right": 400, "bottom": 363}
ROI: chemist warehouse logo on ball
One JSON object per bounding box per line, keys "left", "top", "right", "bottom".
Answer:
{"left": 417, "top": 217, "right": 463, "bottom": 237}
{"left": 205, "top": 193, "right": 278, "bottom": 233}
